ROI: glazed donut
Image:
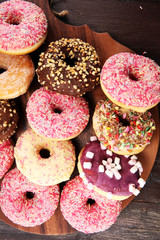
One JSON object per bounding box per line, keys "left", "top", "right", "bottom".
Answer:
{"left": 0, "top": 139, "right": 14, "bottom": 179}
{"left": 0, "top": 53, "right": 35, "bottom": 99}
{"left": 78, "top": 137, "right": 146, "bottom": 200}
{"left": 0, "top": 168, "right": 60, "bottom": 227}
{"left": 92, "top": 99, "right": 156, "bottom": 155}
{"left": 0, "top": 0, "right": 47, "bottom": 55}
{"left": 26, "top": 87, "right": 89, "bottom": 140}
{"left": 60, "top": 176, "right": 121, "bottom": 233}
{"left": 36, "top": 38, "right": 101, "bottom": 97}
{"left": 0, "top": 100, "right": 19, "bottom": 142}
{"left": 14, "top": 128, "right": 76, "bottom": 186}
{"left": 100, "top": 52, "right": 160, "bottom": 112}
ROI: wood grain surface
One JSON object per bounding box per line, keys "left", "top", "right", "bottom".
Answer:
{"left": 0, "top": 0, "right": 160, "bottom": 239}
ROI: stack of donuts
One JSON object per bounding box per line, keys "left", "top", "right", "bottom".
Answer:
{"left": 0, "top": 0, "right": 160, "bottom": 235}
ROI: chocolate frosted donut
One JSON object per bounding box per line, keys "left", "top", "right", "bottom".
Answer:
{"left": 0, "top": 100, "right": 18, "bottom": 142}
{"left": 36, "top": 38, "right": 101, "bottom": 96}
{"left": 78, "top": 137, "right": 146, "bottom": 200}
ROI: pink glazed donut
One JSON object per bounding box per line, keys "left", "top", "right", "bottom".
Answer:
{"left": 0, "top": 139, "right": 14, "bottom": 179}
{"left": 60, "top": 176, "right": 121, "bottom": 234}
{"left": 26, "top": 87, "right": 89, "bottom": 140}
{"left": 0, "top": 0, "right": 47, "bottom": 55}
{"left": 100, "top": 52, "right": 160, "bottom": 112}
{"left": 0, "top": 168, "right": 60, "bottom": 227}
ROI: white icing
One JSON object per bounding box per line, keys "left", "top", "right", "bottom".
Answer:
{"left": 90, "top": 136, "right": 97, "bottom": 141}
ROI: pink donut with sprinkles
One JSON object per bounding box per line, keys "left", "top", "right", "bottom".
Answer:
{"left": 0, "top": 168, "right": 60, "bottom": 227}
{"left": 60, "top": 176, "right": 121, "bottom": 233}
{"left": 78, "top": 137, "right": 146, "bottom": 200}
{"left": 100, "top": 52, "right": 160, "bottom": 112}
{"left": 26, "top": 87, "right": 89, "bottom": 140}
{"left": 0, "top": 139, "right": 14, "bottom": 179}
{"left": 0, "top": 0, "right": 47, "bottom": 55}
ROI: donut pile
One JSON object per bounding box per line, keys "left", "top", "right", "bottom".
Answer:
{"left": 0, "top": 0, "right": 159, "bottom": 234}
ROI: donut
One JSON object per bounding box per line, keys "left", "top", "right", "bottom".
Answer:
{"left": 78, "top": 137, "right": 146, "bottom": 200}
{"left": 0, "top": 0, "right": 47, "bottom": 55}
{"left": 0, "top": 139, "right": 14, "bottom": 179}
{"left": 14, "top": 128, "right": 76, "bottom": 186}
{"left": 0, "top": 53, "right": 35, "bottom": 99}
{"left": 0, "top": 168, "right": 60, "bottom": 227}
{"left": 60, "top": 176, "right": 121, "bottom": 233}
{"left": 100, "top": 52, "right": 160, "bottom": 112}
{"left": 26, "top": 87, "right": 89, "bottom": 140}
{"left": 0, "top": 100, "right": 19, "bottom": 142}
{"left": 36, "top": 38, "right": 101, "bottom": 97}
{"left": 92, "top": 99, "right": 156, "bottom": 155}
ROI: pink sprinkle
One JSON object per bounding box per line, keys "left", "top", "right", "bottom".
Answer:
{"left": 122, "top": 113, "right": 126, "bottom": 119}
{"left": 124, "top": 126, "right": 130, "bottom": 133}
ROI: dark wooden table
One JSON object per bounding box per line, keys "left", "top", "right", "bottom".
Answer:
{"left": 0, "top": 0, "right": 160, "bottom": 239}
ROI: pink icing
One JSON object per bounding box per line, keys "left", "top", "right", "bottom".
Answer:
{"left": 80, "top": 140, "right": 141, "bottom": 197}
{"left": 0, "top": 139, "right": 14, "bottom": 179}
{"left": 0, "top": 0, "right": 47, "bottom": 51}
{"left": 26, "top": 87, "right": 89, "bottom": 139}
{"left": 101, "top": 52, "right": 160, "bottom": 108}
{"left": 0, "top": 168, "right": 60, "bottom": 227}
{"left": 60, "top": 176, "right": 121, "bottom": 233}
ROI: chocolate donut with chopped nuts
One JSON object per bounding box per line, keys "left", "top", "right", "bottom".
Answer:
{"left": 36, "top": 38, "right": 101, "bottom": 96}
{"left": 0, "top": 100, "right": 18, "bottom": 142}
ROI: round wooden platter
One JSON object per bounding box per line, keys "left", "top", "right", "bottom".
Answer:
{"left": 0, "top": 0, "right": 159, "bottom": 235}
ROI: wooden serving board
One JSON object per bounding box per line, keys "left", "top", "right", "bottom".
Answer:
{"left": 0, "top": 0, "right": 159, "bottom": 235}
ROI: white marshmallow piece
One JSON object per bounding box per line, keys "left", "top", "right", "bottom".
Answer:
{"left": 132, "top": 188, "right": 140, "bottom": 196}
{"left": 114, "top": 157, "right": 120, "bottom": 165}
{"left": 124, "top": 155, "right": 130, "bottom": 158}
{"left": 99, "top": 165, "right": 105, "bottom": 173}
{"left": 107, "top": 158, "right": 112, "bottom": 164}
{"left": 139, "top": 166, "right": 143, "bottom": 173}
{"left": 106, "top": 149, "right": 113, "bottom": 156}
{"left": 128, "top": 159, "right": 137, "bottom": 165}
{"left": 105, "top": 170, "right": 113, "bottom": 178}
{"left": 131, "top": 155, "right": 138, "bottom": 160}
{"left": 138, "top": 178, "right": 146, "bottom": 188}
{"left": 100, "top": 143, "right": 106, "bottom": 150}
{"left": 83, "top": 162, "right": 92, "bottom": 169}
{"left": 114, "top": 170, "right": 121, "bottom": 180}
{"left": 86, "top": 151, "right": 94, "bottom": 159}
{"left": 102, "top": 160, "right": 107, "bottom": 166}
{"left": 90, "top": 136, "right": 97, "bottom": 142}
{"left": 135, "top": 161, "right": 142, "bottom": 169}
{"left": 129, "top": 184, "right": 135, "bottom": 193}
{"left": 115, "top": 164, "right": 121, "bottom": 170}
{"left": 130, "top": 166, "right": 138, "bottom": 174}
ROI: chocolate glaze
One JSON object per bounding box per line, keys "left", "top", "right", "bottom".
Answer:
{"left": 80, "top": 140, "right": 140, "bottom": 196}
{"left": 36, "top": 38, "right": 101, "bottom": 97}
{"left": 0, "top": 100, "right": 18, "bottom": 141}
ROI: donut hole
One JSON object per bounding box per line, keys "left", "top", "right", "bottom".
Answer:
{"left": 64, "top": 56, "right": 77, "bottom": 67}
{"left": 26, "top": 191, "right": 35, "bottom": 199}
{"left": 87, "top": 198, "right": 96, "bottom": 206}
{"left": 128, "top": 72, "right": 138, "bottom": 81}
{"left": 0, "top": 68, "right": 7, "bottom": 74}
{"left": 54, "top": 108, "right": 63, "bottom": 114}
{"left": 6, "top": 13, "right": 22, "bottom": 25}
{"left": 117, "top": 115, "right": 130, "bottom": 127}
{"left": 39, "top": 149, "right": 50, "bottom": 158}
